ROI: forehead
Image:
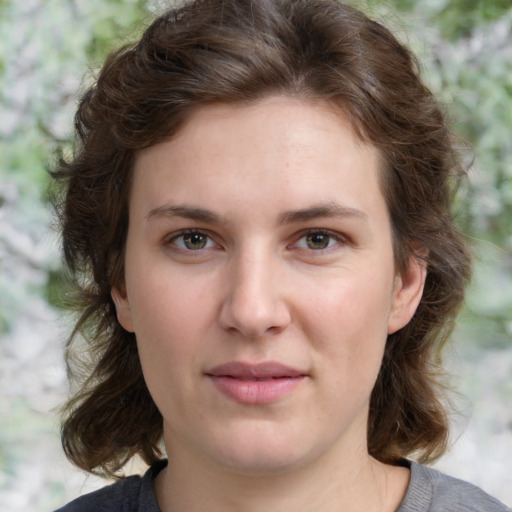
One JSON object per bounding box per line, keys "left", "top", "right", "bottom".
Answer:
{"left": 134, "top": 95, "right": 379, "bottom": 173}
{"left": 130, "top": 96, "right": 385, "bottom": 220}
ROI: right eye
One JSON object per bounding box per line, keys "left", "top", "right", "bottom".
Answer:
{"left": 168, "top": 230, "right": 217, "bottom": 251}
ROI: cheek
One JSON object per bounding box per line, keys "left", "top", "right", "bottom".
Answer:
{"left": 301, "top": 273, "right": 394, "bottom": 343}
{"left": 128, "top": 281, "right": 206, "bottom": 416}
{"left": 127, "top": 255, "right": 214, "bottom": 331}
{"left": 297, "top": 272, "right": 393, "bottom": 386}
{"left": 125, "top": 263, "right": 224, "bottom": 384}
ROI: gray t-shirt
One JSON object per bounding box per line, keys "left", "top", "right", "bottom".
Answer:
{"left": 55, "top": 459, "right": 511, "bottom": 511}
{"left": 397, "top": 461, "right": 510, "bottom": 511}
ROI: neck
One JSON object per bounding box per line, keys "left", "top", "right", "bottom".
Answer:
{"left": 154, "top": 439, "right": 409, "bottom": 512}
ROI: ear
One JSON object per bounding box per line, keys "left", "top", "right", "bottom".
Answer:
{"left": 111, "top": 284, "right": 135, "bottom": 333}
{"left": 387, "top": 254, "right": 427, "bottom": 335}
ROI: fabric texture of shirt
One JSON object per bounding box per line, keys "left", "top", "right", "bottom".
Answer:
{"left": 55, "top": 459, "right": 511, "bottom": 512}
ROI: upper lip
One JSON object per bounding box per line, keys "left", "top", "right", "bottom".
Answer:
{"left": 206, "top": 361, "right": 306, "bottom": 380}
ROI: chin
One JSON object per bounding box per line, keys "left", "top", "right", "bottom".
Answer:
{"left": 205, "top": 424, "right": 318, "bottom": 476}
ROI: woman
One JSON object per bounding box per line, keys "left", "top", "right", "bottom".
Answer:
{"left": 53, "top": 0, "right": 510, "bottom": 510}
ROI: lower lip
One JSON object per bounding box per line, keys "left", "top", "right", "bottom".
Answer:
{"left": 208, "top": 376, "right": 305, "bottom": 404}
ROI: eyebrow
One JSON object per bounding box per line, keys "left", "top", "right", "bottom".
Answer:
{"left": 278, "top": 202, "right": 368, "bottom": 224}
{"left": 146, "top": 204, "right": 222, "bottom": 224}
{"left": 146, "top": 201, "right": 367, "bottom": 225}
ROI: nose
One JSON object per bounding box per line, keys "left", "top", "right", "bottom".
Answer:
{"left": 218, "top": 249, "right": 291, "bottom": 340}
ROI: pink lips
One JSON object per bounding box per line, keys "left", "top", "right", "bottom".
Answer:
{"left": 206, "top": 362, "right": 306, "bottom": 405}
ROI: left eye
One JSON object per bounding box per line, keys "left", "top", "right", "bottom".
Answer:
{"left": 294, "top": 231, "right": 341, "bottom": 250}
{"left": 170, "top": 231, "right": 216, "bottom": 251}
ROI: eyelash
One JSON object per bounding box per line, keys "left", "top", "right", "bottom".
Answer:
{"left": 165, "top": 228, "right": 347, "bottom": 254}
{"left": 291, "top": 229, "right": 347, "bottom": 252}
{"left": 165, "top": 229, "right": 218, "bottom": 252}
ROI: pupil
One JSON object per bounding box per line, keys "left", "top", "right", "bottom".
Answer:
{"left": 184, "top": 233, "right": 206, "bottom": 249}
{"left": 307, "top": 233, "right": 329, "bottom": 249}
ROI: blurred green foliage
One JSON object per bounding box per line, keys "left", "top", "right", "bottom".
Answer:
{"left": 1, "top": 0, "right": 511, "bottom": 342}
{"left": 383, "top": 0, "right": 511, "bottom": 38}
{"left": 0, "top": 0, "right": 153, "bottom": 335}
{"left": 435, "top": 0, "right": 511, "bottom": 39}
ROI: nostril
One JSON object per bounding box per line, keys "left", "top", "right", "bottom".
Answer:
{"left": 219, "top": 300, "right": 291, "bottom": 340}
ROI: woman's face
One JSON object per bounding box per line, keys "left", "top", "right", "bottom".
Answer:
{"left": 113, "top": 96, "right": 425, "bottom": 475}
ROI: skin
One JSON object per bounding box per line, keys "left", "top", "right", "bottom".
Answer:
{"left": 113, "top": 96, "right": 427, "bottom": 512}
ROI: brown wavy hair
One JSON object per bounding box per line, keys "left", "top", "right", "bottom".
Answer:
{"left": 54, "top": 0, "right": 472, "bottom": 478}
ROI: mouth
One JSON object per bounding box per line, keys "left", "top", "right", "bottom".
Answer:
{"left": 205, "top": 361, "right": 307, "bottom": 405}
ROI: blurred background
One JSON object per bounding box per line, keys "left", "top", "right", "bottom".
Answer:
{"left": 0, "top": 0, "right": 511, "bottom": 510}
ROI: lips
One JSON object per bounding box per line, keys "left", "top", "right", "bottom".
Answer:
{"left": 206, "top": 362, "right": 306, "bottom": 404}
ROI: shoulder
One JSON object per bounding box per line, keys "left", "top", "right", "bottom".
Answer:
{"left": 54, "top": 475, "right": 142, "bottom": 512}
{"left": 54, "top": 460, "right": 166, "bottom": 512}
{"left": 398, "top": 461, "right": 511, "bottom": 512}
